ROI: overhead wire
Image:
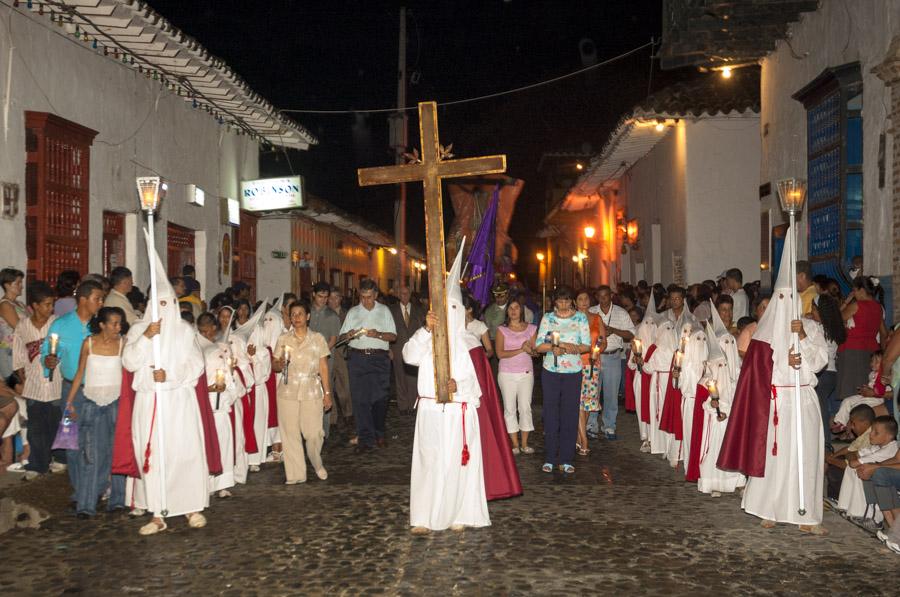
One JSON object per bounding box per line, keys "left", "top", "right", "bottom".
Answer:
{"left": 280, "top": 40, "right": 654, "bottom": 115}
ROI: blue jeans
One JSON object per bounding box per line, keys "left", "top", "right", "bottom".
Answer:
{"left": 61, "top": 379, "right": 84, "bottom": 501}
{"left": 75, "top": 399, "right": 126, "bottom": 515}
{"left": 815, "top": 370, "right": 838, "bottom": 447}
{"left": 868, "top": 467, "right": 900, "bottom": 512}
{"left": 541, "top": 369, "right": 581, "bottom": 466}
{"left": 600, "top": 353, "right": 623, "bottom": 434}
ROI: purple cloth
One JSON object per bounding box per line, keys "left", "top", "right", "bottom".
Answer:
{"left": 465, "top": 186, "right": 499, "bottom": 308}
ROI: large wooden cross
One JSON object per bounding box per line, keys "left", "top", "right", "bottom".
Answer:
{"left": 358, "top": 101, "right": 506, "bottom": 404}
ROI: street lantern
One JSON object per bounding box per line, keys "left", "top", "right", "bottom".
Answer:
{"left": 626, "top": 219, "right": 639, "bottom": 246}
{"left": 583, "top": 225, "right": 596, "bottom": 239}
{"left": 135, "top": 174, "right": 169, "bottom": 516}
{"left": 776, "top": 176, "right": 808, "bottom": 517}
{"left": 536, "top": 252, "right": 545, "bottom": 262}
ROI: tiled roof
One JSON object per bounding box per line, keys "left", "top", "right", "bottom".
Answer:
{"left": 635, "top": 67, "right": 760, "bottom": 118}
{"left": 21, "top": 1, "right": 316, "bottom": 149}
{"left": 659, "top": 0, "right": 820, "bottom": 70}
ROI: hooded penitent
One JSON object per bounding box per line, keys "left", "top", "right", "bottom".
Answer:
{"left": 717, "top": 225, "right": 795, "bottom": 477}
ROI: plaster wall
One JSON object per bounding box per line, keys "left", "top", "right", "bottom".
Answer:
{"left": 0, "top": 9, "right": 260, "bottom": 298}
{"left": 760, "top": 0, "right": 897, "bottom": 276}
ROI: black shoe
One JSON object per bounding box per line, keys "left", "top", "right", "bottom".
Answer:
{"left": 354, "top": 445, "right": 375, "bottom": 454}
{"left": 76, "top": 512, "right": 91, "bottom": 520}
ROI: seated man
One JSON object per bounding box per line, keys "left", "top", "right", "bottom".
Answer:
{"left": 839, "top": 415, "right": 898, "bottom": 521}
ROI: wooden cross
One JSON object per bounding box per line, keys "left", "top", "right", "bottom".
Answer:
{"left": 358, "top": 101, "right": 506, "bottom": 404}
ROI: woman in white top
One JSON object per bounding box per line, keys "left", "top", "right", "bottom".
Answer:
{"left": 65, "top": 307, "right": 128, "bottom": 518}
{"left": 464, "top": 295, "right": 493, "bottom": 359}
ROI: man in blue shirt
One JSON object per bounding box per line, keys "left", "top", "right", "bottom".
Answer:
{"left": 338, "top": 280, "right": 397, "bottom": 452}
{"left": 42, "top": 279, "right": 104, "bottom": 508}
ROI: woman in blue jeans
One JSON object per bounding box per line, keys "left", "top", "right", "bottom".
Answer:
{"left": 810, "top": 295, "right": 846, "bottom": 447}
{"left": 536, "top": 286, "right": 590, "bottom": 474}
{"left": 65, "top": 307, "right": 128, "bottom": 518}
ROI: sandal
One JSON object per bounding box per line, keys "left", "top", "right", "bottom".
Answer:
{"left": 798, "top": 524, "right": 828, "bottom": 536}
{"left": 560, "top": 464, "right": 575, "bottom": 474}
{"left": 139, "top": 519, "right": 167, "bottom": 536}
{"left": 541, "top": 463, "right": 553, "bottom": 473}
{"left": 577, "top": 447, "right": 590, "bottom": 456}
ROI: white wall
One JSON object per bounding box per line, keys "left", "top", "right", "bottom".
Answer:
{"left": 760, "top": 0, "right": 896, "bottom": 275}
{"left": 256, "top": 218, "right": 293, "bottom": 301}
{"left": 685, "top": 116, "right": 761, "bottom": 282}
{"left": 0, "top": 9, "right": 260, "bottom": 298}
{"left": 621, "top": 124, "right": 688, "bottom": 285}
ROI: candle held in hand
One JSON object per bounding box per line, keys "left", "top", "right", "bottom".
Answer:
{"left": 215, "top": 368, "right": 225, "bottom": 386}
{"left": 49, "top": 333, "right": 59, "bottom": 355}
{"left": 674, "top": 350, "right": 684, "bottom": 367}
{"left": 632, "top": 339, "right": 642, "bottom": 355}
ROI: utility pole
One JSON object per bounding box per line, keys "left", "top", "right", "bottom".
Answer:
{"left": 394, "top": 7, "right": 408, "bottom": 291}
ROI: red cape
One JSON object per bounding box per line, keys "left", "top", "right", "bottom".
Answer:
{"left": 684, "top": 383, "right": 709, "bottom": 482}
{"left": 639, "top": 345, "right": 658, "bottom": 424}
{"left": 113, "top": 370, "right": 223, "bottom": 478}
{"left": 234, "top": 368, "right": 259, "bottom": 454}
{"left": 659, "top": 356, "right": 683, "bottom": 440}
{"left": 624, "top": 365, "right": 636, "bottom": 412}
{"left": 470, "top": 346, "right": 523, "bottom": 501}
{"left": 716, "top": 339, "right": 774, "bottom": 477}
{"left": 265, "top": 348, "right": 278, "bottom": 428}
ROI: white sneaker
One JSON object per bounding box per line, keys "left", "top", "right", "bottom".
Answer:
{"left": 24, "top": 470, "right": 41, "bottom": 481}
{"left": 249, "top": 465, "right": 260, "bottom": 473}
{"left": 640, "top": 440, "right": 651, "bottom": 453}
{"left": 129, "top": 508, "right": 147, "bottom": 517}
{"left": 6, "top": 460, "right": 28, "bottom": 472}
{"left": 511, "top": 447, "right": 520, "bottom": 455}
{"left": 49, "top": 461, "right": 67, "bottom": 473}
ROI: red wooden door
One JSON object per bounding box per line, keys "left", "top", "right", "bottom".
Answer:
{"left": 25, "top": 112, "right": 98, "bottom": 283}
{"left": 102, "top": 211, "right": 125, "bottom": 278}
{"left": 167, "top": 222, "right": 195, "bottom": 279}
{"left": 234, "top": 211, "right": 258, "bottom": 300}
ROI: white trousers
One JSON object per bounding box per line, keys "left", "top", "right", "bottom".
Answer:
{"left": 497, "top": 371, "right": 534, "bottom": 434}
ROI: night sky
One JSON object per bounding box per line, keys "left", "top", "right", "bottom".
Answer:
{"left": 149, "top": 0, "right": 683, "bottom": 257}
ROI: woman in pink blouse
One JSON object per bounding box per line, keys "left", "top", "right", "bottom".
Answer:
{"left": 495, "top": 297, "right": 537, "bottom": 454}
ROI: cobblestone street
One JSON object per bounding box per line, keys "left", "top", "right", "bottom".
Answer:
{"left": 1, "top": 404, "right": 895, "bottom": 596}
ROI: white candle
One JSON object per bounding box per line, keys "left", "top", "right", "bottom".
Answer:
{"left": 49, "top": 333, "right": 59, "bottom": 355}
{"left": 633, "top": 339, "right": 643, "bottom": 355}
{"left": 706, "top": 380, "right": 718, "bottom": 397}
{"left": 215, "top": 368, "right": 225, "bottom": 386}
{"left": 284, "top": 345, "right": 292, "bottom": 362}
{"left": 551, "top": 331, "right": 560, "bottom": 346}
{"left": 674, "top": 350, "right": 684, "bottom": 367}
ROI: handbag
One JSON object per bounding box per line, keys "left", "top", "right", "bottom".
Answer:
{"left": 51, "top": 416, "right": 80, "bottom": 451}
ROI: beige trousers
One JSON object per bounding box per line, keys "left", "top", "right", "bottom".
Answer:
{"left": 278, "top": 398, "right": 325, "bottom": 482}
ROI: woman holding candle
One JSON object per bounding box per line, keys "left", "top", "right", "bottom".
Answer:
{"left": 64, "top": 307, "right": 128, "bottom": 518}
{"left": 535, "top": 286, "right": 591, "bottom": 473}
{"left": 273, "top": 300, "right": 332, "bottom": 484}
{"left": 575, "top": 289, "right": 606, "bottom": 456}
{"left": 496, "top": 296, "right": 537, "bottom": 454}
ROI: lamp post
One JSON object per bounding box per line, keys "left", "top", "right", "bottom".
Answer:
{"left": 536, "top": 252, "right": 546, "bottom": 311}
{"left": 136, "top": 175, "right": 169, "bottom": 517}
{"left": 776, "top": 177, "right": 808, "bottom": 517}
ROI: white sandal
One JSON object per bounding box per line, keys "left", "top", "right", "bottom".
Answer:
{"left": 186, "top": 512, "right": 207, "bottom": 529}
{"left": 139, "top": 519, "right": 167, "bottom": 536}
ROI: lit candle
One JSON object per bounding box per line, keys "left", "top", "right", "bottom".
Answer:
{"left": 49, "top": 333, "right": 59, "bottom": 355}
{"left": 632, "top": 339, "right": 643, "bottom": 356}
{"left": 674, "top": 350, "right": 684, "bottom": 367}
{"left": 592, "top": 344, "right": 600, "bottom": 358}
{"left": 551, "top": 331, "right": 560, "bottom": 347}
{"left": 284, "top": 345, "right": 292, "bottom": 362}
{"left": 215, "top": 368, "right": 225, "bottom": 386}
{"left": 706, "top": 380, "right": 718, "bottom": 397}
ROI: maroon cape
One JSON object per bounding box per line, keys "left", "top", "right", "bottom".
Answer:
{"left": 470, "top": 346, "right": 523, "bottom": 501}
{"left": 265, "top": 348, "right": 278, "bottom": 428}
{"left": 113, "top": 370, "right": 223, "bottom": 478}
{"left": 624, "top": 365, "right": 636, "bottom": 412}
{"left": 684, "top": 383, "right": 710, "bottom": 482}
{"left": 659, "top": 356, "right": 683, "bottom": 440}
{"left": 716, "top": 339, "right": 774, "bottom": 477}
{"left": 234, "top": 368, "right": 259, "bottom": 454}
{"left": 639, "top": 345, "right": 658, "bottom": 424}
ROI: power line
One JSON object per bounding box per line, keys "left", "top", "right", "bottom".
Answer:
{"left": 281, "top": 40, "right": 654, "bottom": 115}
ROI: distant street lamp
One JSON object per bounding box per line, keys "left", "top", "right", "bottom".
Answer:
{"left": 536, "top": 252, "right": 546, "bottom": 311}
{"left": 583, "top": 225, "right": 596, "bottom": 239}
{"left": 776, "top": 176, "right": 808, "bottom": 517}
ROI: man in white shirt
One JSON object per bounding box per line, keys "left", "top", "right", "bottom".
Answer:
{"left": 589, "top": 286, "right": 636, "bottom": 439}
{"left": 338, "top": 280, "right": 397, "bottom": 452}
{"left": 725, "top": 268, "right": 749, "bottom": 320}
{"left": 103, "top": 267, "right": 139, "bottom": 325}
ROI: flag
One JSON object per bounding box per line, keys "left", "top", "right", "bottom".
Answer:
{"left": 465, "top": 185, "right": 499, "bottom": 307}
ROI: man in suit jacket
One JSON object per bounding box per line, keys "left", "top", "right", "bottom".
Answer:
{"left": 389, "top": 286, "right": 426, "bottom": 413}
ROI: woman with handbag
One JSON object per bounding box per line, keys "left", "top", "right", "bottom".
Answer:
{"left": 273, "top": 300, "right": 332, "bottom": 484}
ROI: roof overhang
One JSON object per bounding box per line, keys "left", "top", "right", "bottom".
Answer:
{"left": 29, "top": 1, "right": 316, "bottom": 150}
